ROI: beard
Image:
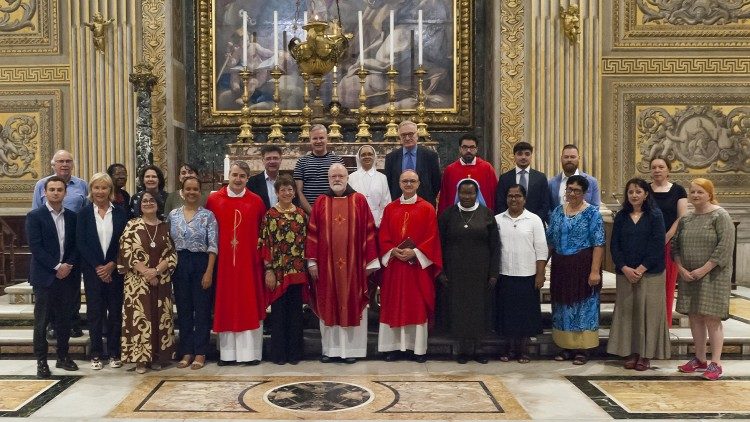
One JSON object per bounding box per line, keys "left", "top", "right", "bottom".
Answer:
{"left": 331, "top": 183, "right": 346, "bottom": 195}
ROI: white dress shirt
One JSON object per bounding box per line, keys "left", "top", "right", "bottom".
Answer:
{"left": 94, "top": 203, "right": 114, "bottom": 257}
{"left": 264, "top": 171, "right": 278, "bottom": 206}
{"left": 495, "top": 209, "right": 548, "bottom": 276}
{"left": 46, "top": 203, "right": 65, "bottom": 268}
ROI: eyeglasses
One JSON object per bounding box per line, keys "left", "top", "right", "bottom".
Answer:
{"left": 141, "top": 199, "right": 157, "bottom": 204}
{"left": 399, "top": 132, "right": 416, "bottom": 138}
{"left": 565, "top": 188, "right": 584, "bottom": 195}
{"left": 460, "top": 145, "right": 477, "bottom": 150}
{"left": 55, "top": 159, "right": 73, "bottom": 164}
{"left": 400, "top": 179, "right": 419, "bottom": 184}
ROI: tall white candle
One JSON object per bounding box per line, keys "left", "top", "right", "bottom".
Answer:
{"left": 223, "top": 155, "right": 230, "bottom": 181}
{"left": 389, "top": 10, "right": 394, "bottom": 66}
{"left": 358, "top": 11, "right": 365, "bottom": 67}
{"left": 273, "top": 11, "right": 279, "bottom": 66}
{"left": 242, "top": 10, "right": 248, "bottom": 67}
{"left": 303, "top": 11, "right": 308, "bottom": 25}
{"left": 418, "top": 10, "right": 423, "bottom": 66}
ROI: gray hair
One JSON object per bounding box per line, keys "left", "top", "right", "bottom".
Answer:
{"left": 328, "top": 163, "right": 347, "bottom": 176}
{"left": 310, "top": 124, "right": 328, "bottom": 134}
{"left": 398, "top": 120, "right": 417, "bottom": 130}
{"left": 230, "top": 160, "right": 251, "bottom": 177}
{"left": 87, "top": 172, "right": 114, "bottom": 202}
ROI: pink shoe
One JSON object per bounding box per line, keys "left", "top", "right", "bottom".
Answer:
{"left": 702, "top": 362, "right": 722, "bottom": 380}
{"left": 677, "top": 357, "right": 707, "bottom": 373}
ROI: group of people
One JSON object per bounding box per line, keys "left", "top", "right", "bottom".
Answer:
{"left": 26, "top": 120, "right": 735, "bottom": 382}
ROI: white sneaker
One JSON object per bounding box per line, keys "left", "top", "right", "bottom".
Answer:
{"left": 109, "top": 358, "right": 122, "bottom": 368}
{"left": 91, "top": 358, "right": 103, "bottom": 370}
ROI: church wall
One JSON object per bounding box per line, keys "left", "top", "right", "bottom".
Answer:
{"left": 0, "top": 0, "right": 142, "bottom": 212}
{"left": 505, "top": 0, "right": 750, "bottom": 283}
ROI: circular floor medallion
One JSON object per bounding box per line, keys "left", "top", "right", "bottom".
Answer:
{"left": 263, "top": 381, "right": 373, "bottom": 412}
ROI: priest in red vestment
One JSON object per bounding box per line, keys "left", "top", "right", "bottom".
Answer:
{"left": 205, "top": 161, "right": 266, "bottom": 365}
{"left": 378, "top": 170, "right": 442, "bottom": 362}
{"left": 437, "top": 134, "right": 497, "bottom": 215}
{"left": 306, "top": 163, "right": 380, "bottom": 363}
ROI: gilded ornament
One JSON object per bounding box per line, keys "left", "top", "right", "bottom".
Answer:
{"left": 560, "top": 5, "right": 581, "bottom": 44}
{"left": 637, "top": 0, "right": 750, "bottom": 25}
{"left": 84, "top": 12, "right": 114, "bottom": 53}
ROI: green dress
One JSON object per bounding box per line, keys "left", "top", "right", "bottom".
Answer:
{"left": 672, "top": 208, "right": 735, "bottom": 319}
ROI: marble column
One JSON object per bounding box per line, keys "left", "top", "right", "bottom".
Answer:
{"left": 129, "top": 63, "right": 157, "bottom": 176}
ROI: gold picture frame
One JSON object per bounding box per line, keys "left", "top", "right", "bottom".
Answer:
{"left": 195, "top": 0, "right": 473, "bottom": 130}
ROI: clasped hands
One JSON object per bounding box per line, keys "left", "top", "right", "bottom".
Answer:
{"left": 55, "top": 263, "right": 73, "bottom": 279}
{"left": 95, "top": 262, "right": 115, "bottom": 283}
{"left": 677, "top": 265, "right": 708, "bottom": 282}
{"left": 621, "top": 265, "right": 647, "bottom": 284}
{"left": 392, "top": 247, "right": 416, "bottom": 263}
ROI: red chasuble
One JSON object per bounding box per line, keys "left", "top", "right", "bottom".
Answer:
{"left": 378, "top": 196, "right": 443, "bottom": 327}
{"left": 206, "top": 187, "right": 266, "bottom": 332}
{"left": 305, "top": 191, "right": 378, "bottom": 327}
{"left": 437, "top": 157, "right": 498, "bottom": 215}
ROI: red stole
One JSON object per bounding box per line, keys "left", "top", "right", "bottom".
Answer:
{"left": 305, "top": 192, "right": 378, "bottom": 327}
{"left": 437, "top": 157, "right": 498, "bottom": 215}
{"left": 378, "top": 197, "right": 442, "bottom": 327}
{"left": 206, "top": 187, "right": 266, "bottom": 332}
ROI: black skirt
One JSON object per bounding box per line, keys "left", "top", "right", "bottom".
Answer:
{"left": 495, "top": 275, "right": 542, "bottom": 337}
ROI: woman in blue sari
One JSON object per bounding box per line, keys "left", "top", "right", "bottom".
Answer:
{"left": 546, "top": 175, "right": 605, "bottom": 365}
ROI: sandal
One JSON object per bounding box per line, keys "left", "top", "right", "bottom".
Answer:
{"left": 572, "top": 353, "right": 588, "bottom": 365}
{"left": 635, "top": 357, "right": 650, "bottom": 371}
{"left": 90, "top": 358, "right": 103, "bottom": 370}
{"left": 517, "top": 354, "right": 531, "bottom": 364}
{"left": 190, "top": 355, "right": 206, "bottom": 370}
{"left": 624, "top": 354, "right": 639, "bottom": 370}
{"left": 176, "top": 355, "right": 193, "bottom": 369}
{"left": 554, "top": 350, "right": 572, "bottom": 361}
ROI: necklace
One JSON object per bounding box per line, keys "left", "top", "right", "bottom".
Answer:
{"left": 276, "top": 203, "right": 296, "bottom": 213}
{"left": 458, "top": 209, "right": 475, "bottom": 228}
{"left": 144, "top": 222, "right": 158, "bottom": 248}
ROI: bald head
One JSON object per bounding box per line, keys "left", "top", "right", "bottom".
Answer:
{"left": 399, "top": 169, "right": 420, "bottom": 199}
{"left": 51, "top": 150, "right": 74, "bottom": 181}
{"left": 328, "top": 163, "right": 349, "bottom": 195}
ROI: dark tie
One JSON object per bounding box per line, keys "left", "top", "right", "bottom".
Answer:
{"left": 405, "top": 150, "right": 415, "bottom": 170}
{"left": 519, "top": 169, "right": 528, "bottom": 191}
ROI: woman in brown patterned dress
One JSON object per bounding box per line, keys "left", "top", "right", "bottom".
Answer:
{"left": 118, "top": 191, "right": 177, "bottom": 374}
{"left": 259, "top": 174, "right": 308, "bottom": 365}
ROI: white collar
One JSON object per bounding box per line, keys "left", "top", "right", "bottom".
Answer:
{"left": 45, "top": 202, "right": 64, "bottom": 215}
{"left": 227, "top": 187, "right": 246, "bottom": 197}
{"left": 560, "top": 169, "right": 581, "bottom": 179}
{"left": 515, "top": 166, "right": 530, "bottom": 174}
{"left": 264, "top": 171, "right": 278, "bottom": 181}
{"left": 400, "top": 194, "right": 417, "bottom": 204}
{"left": 501, "top": 209, "right": 530, "bottom": 220}
{"left": 460, "top": 157, "right": 477, "bottom": 166}
{"left": 457, "top": 202, "right": 479, "bottom": 212}
{"left": 93, "top": 203, "right": 114, "bottom": 213}
{"left": 357, "top": 166, "right": 377, "bottom": 176}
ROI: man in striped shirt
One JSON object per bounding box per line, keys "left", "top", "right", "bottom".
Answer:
{"left": 294, "top": 124, "right": 344, "bottom": 214}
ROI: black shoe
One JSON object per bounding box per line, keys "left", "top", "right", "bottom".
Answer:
{"left": 456, "top": 354, "right": 469, "bottom": 364}
{"left": 414, "top": 354, "right": 428, "bottom": 363}
{"left": 288, "top": 360, "right": 300, "bottom": 365}
{"left": 37, "top": 360, "right": 51, "bottom": 379}
{"left": 216, "top": 360, "right": 236, "bottom": 366}
{"left": 70, "top": 327, "right": 84, "bottom": 338}
{"left": 243, "top": 360, "right": 261, "bottom": 366}
{"left": 475, "top": 355, "right": 489, "bottom": 364}
{"left": 320, "top": 355, "right": 332, "bottom": 363}
{"left": 343, "top": 357, "right": 357, "bottom": 364}
{"left": 384, "top": 352, "right": 399, "bottom": 362}
{"left": 46, "top": 328, "right": 55, "bottom": 340}
{"left": 274, "top": 360, "right": 287, "bottom": 365}
{"left": 55, "top": 357, "right": 79, "bottom": 371}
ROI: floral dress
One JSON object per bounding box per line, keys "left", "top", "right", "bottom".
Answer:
{"left": 259, "top": 207, "right": 308, "bottom": 304}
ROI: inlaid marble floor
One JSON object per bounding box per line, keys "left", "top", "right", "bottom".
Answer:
{"left": 1, "top": 358, "right": 750, "bottom": 421}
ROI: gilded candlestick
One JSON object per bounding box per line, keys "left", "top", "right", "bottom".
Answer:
{"left": 237, "top": 66, "right": 255, "bottom": 143}
{"left": 299, "top": 72, "right": 312, "bottom": 142}
{"left": 384, "top": 65, "right": 399, "bottom": 141}
{"left": 355, "top": 66, "right": 371, "bottom": 142}
{"left": 328, "top": 66, "right": 342, "bottom": 141}
{"left": 267, "top": 65, "right": 285, "bottom": 143}
{"left": 414, "top": 65, "right": 430, "bottom": 140}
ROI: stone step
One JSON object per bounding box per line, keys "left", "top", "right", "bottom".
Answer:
{"left": 0, "top": 328, "right": 90, "bottom": 355}
{"left": 4, "top": 281, "right": 85, "bottom": 305}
